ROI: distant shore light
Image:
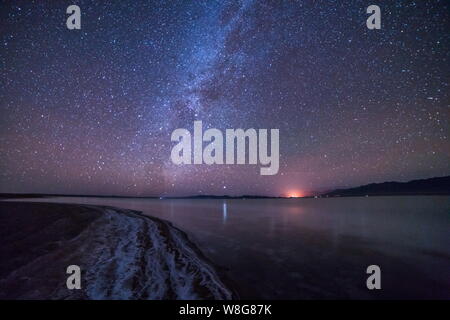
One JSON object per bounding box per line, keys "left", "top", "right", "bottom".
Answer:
{"left": 287, "top": 191, "right": 303, "bottom": 198}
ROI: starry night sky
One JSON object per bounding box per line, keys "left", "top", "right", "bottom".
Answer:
{"left": 0, "top": 0, "right": 449, "bottom": 196}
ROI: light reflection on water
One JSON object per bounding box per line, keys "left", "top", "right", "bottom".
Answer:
{"left": 222, "top": 201, "right": 227, "bottom": 224}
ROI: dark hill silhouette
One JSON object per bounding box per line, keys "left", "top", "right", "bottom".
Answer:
{"left": 324, "top": 176, "right": 450, "bottom": 197}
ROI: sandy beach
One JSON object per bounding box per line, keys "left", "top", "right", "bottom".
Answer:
{"left": 0, "top": 201, "right": 236, "bottom": 300}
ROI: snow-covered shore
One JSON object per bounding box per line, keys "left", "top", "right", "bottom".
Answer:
{"left": 0, "top": 202, "right": 235, "bottom": 300}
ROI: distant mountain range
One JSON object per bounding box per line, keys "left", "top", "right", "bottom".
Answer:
{"left": 323, "top": 176, "right": 450, "bottom": 197}
{"left": 160, "top": 195, "right": 283, "bottom": 199}
{"left": 1, "top": 176, "right": 449, "bottom": 200}
{"left": 0, "top": 193, "right": 280, "bottom": 200}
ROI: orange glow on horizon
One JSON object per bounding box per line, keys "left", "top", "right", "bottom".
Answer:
{"left": 287, "top": 191, "right": 304, "bottom": 198}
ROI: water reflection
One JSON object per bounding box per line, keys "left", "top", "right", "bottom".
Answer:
{"left": 222, "top": 201, "right": 227, "bottom": 224}
{"left": 12, "top": 196, "right": 450, "bottom": 299}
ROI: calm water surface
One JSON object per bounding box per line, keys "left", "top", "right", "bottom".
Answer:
{"left": 18, "top": 196, "right": 450, "bottom": 299}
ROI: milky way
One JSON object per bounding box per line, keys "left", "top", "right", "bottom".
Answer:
{"left": 0, "top": 0, "right": 449, "bottom": 196}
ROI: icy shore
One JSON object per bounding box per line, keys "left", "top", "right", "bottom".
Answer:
{"left": 0, "top": 202, "right": 235, "bottom": 300}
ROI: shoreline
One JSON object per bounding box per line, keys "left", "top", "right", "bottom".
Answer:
{"left": 0, "top": 201, "right": 237, "bottom": 300}
{"left": 1, "top": 193, "right": 449, "bottom": 203}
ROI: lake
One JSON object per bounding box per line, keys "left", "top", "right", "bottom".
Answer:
{"left": 17, "top": 196, "right": 450, "bottom": 299}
